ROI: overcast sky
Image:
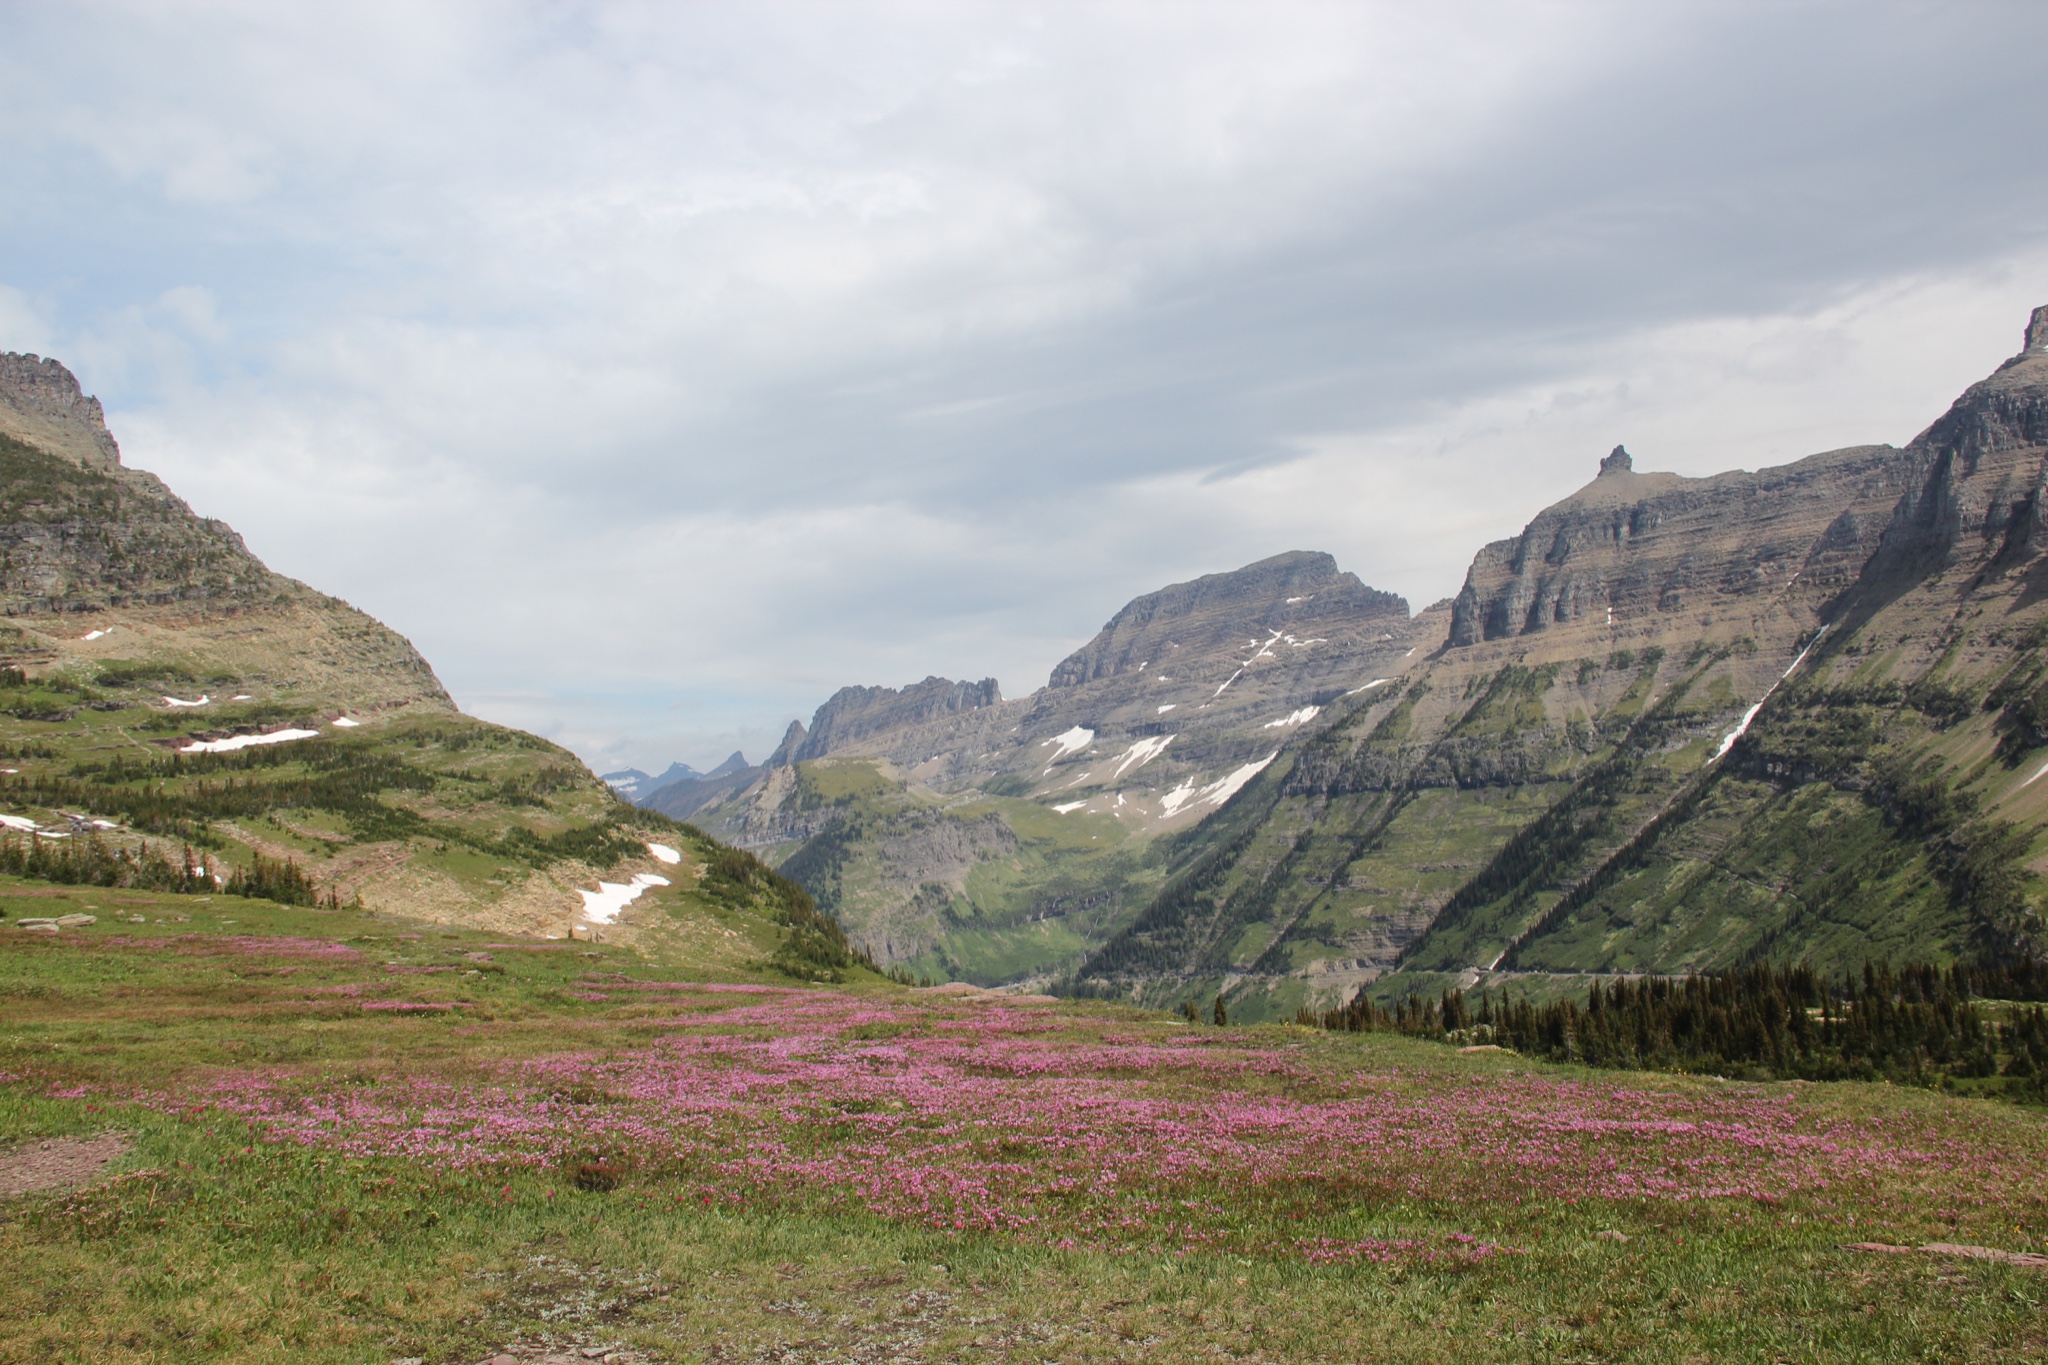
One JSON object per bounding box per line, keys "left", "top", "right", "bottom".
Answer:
{"left": 2, "top": 1, "right": 2045, "bottom": 773}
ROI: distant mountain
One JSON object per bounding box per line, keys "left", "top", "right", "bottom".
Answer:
{"left": 605, "top": 753, "right": 753, "bottom": 801}
{"left": 682, "top": 550, "right": 1425, "bottom": 979}
{"left": 602, "top": 767, "right": 659, "bottom": 795}
{"left": 672, "top": 305, "right": 2048, "bottom": 1010}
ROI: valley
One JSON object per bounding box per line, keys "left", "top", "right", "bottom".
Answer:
{"left": 628, "top": 307, "right": 2048, "bottom": 1022}
{"left": 1, "top": 312, "right": 2045, "bottom": 1365}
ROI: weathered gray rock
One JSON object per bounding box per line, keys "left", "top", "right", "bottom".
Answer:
{"left": 0, "top": 353, "right": 123, "bottom": 472}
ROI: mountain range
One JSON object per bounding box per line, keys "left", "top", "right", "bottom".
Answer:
{"left": 657, "top": 305, "right": 2048, "bottom": 1018}
{"left": 8, "top": 305, "right": 2046, "bottom": 1018}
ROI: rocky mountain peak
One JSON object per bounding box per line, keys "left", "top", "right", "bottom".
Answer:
{"left": 1597, "top": 444, "right": 1633, "bottom": 477}
{"left": 777, "top": 676, "right": 1003, "bottom": 766}
{"left": 768, "top": 720, "right": 809, "bottom": 768}
{"left": 2027, "top": 304, "right": 2048, "bottom": 355}
{"left": 1048, "top": 551, "right": 1407, "bottom": 690}
{"left": 0, "top": 353, "right": 123, "bottom": 472}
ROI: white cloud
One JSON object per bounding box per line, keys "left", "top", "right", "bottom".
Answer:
{"left": 0, "top": 1, "right": 2044, "bottom": 771}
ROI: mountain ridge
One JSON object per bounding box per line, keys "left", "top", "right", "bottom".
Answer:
{"left": 1074, "top": 303, "right": 2048, "bottom": 1018}
{"left": 689, "top": 305, "right": 2048, "bottom": 1010}
{"left": 0, "top": 354, "right": 855, "bottom": 981}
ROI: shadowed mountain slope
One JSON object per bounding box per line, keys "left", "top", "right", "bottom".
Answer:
{"left": 1075, "top": 305, "right": 2048, "bottom": 1020}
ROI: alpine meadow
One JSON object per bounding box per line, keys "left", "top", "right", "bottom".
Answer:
{"left": 6, "top": 6, "right": 2048, "bottom": 1362}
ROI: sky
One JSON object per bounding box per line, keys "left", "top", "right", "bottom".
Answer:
{"left": 1, "top": 1, "right": 2045, "bottom": 774}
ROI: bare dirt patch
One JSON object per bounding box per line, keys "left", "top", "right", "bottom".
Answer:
{"left": 0, "top": 1132, "right": 130, "bottom": 1198}
{"left": 1846, "top": 1241, "right": 2048, "bottom": 1270}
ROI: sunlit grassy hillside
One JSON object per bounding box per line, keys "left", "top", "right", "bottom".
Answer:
{"left": 3, "top": 893, "right": 2046, "bottom": 1363}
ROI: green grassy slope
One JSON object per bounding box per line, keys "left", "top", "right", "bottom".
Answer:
{"left": 764, "top": 757, "right": 1164, "bottom": 983}
{"left": 3, "top": 898, "right": 2046, "bottom": 1363}
{"left": 0, "top": 376, "right": 865, "bottom": 977}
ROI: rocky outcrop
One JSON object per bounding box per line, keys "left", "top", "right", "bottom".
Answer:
{"left": 778, "top": 676, "right": 1003, "bottom": 765}
{"left": 0, "top": 354, "right": 123, "bottom": 472}
{"left": 0, "top": 353, "right": 450, "bottom": 709}
{"left": 1448, "top": 442, "right": 1912, "bottom": 648}
{"left": 767, "top": 720, "right": 808, "bottom": 768}
{"left": 1049, "top": 551, "right": 1407, "bottom": 688}
{"left": 1860, "top": 306, "right": 2048, "bottom": 579}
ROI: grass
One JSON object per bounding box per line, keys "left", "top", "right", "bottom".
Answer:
{"left": 4, "top": 893, "right": 2047, "bottom": 1362}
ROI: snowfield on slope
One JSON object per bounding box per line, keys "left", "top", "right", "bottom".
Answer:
{"left": 1160, "top": 754, "right": 1278, "bottom": 817}
{"left": 180, "top": 728, "right": 321, "bottom": 754}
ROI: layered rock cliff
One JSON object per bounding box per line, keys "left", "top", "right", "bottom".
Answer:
{"left": 0, "top": 356, "right": 450, "bottom": 709}
{"left": 1078, "top": 305, "right": 2048, "bottom": 1018}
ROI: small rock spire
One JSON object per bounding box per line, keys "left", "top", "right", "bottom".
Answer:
{"left": 2027, "top": 304, "right": 2048, "bottom": 355}
{"left": 1598, "top": 444, "right": 1633, "bottom": 477}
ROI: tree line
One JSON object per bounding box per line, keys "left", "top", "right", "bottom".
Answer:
{"left": 1300, "top": 960, "right": 2048, "bottom": 1104}
{"left": 0, "top": 833, "right": 343, "bottom": 908}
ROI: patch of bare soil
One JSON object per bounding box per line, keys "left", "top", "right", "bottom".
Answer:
{"left": 0, "top": 1132, "right": 130, "bottom": 1198}
{"left": 1846, "top": 1241, "right": 2048, "bottom": 1269}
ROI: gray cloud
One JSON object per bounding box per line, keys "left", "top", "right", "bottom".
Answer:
{"left": 0, "top": 1, "right": 2043, "bottom": 771}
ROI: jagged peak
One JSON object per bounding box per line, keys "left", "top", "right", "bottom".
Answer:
{"left": 767, "top": 720, "right": 809, "bottom": 768}
{"left": 2027, "top": 304, "right": 2048, "bottom": 356}
{"left": 0, "top": 352, "right": 123, "bottom": 472}
{"left": 1597, "top": 444, "right": 1633, "bottom": 477}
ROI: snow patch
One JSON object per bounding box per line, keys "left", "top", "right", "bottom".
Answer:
{"left": 1211, "top": 668, "right": 1244, "bottom": 698}
{"left": 331, "top": 716, "right": 361, "bottom": 728}
{"left": 1284, "top": 595, "right": 1312, "bottom": 604}
{"left": 1157, "top": 704, "right": 1176, "bottom": 714}
{"left": 164, "top": 695, "right": 210, "bottom": 708}
{"left": 180, "top": 728, "right": 321, "bottom": 754}
{"left": 579, "top": 872, "right": 671, "bottom": 924}
{"left": 646, "top": 842, "right": 681, "bottom": 865}
{"left": 232, "top": 694, "right": 252, "bottom": 701}
{"left": 0, "top": 814, "right": 38, "bottom": 832}
{"left": 1264, "top": 706, "right": 1321, "bottom": 729}
{"left": 1051, "top": 800, "right": 1087, "bottom": 814}
{"left": 1712, "top": 629, "right": 1826, "bottom": 762}
{"left": 1345, "top": 678, "right": 1393, "bottom": 697}
{"left": 1159, "top": 753, "right": 1279, "bottom": 817}
{"left": 80, "top": 629, "right": 108, "bottom": 641}
{"left": 1110, "top": 733, "right": 1174, "bottom": 778}
{"left": 1040, "top": 726, "right": 1094, "bottom": 761}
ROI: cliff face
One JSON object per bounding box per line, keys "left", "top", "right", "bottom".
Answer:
{"left": 0, "top": 354, "right": 449, "bottom": 710}
{"left": 1448, "top": 441, "right": 1909, "bottom": 651}
{"left": 0, "top": 353, "right": 124, "bottom": 472}
{"left": 779, "top": 676, "right": 1004, "bottom": 765}
{"left": 1862, "top": 305, "right": 2048, "bottom": 582}
{"left": 1079, "top": 305, "right": 2048, "bottom": 1020}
